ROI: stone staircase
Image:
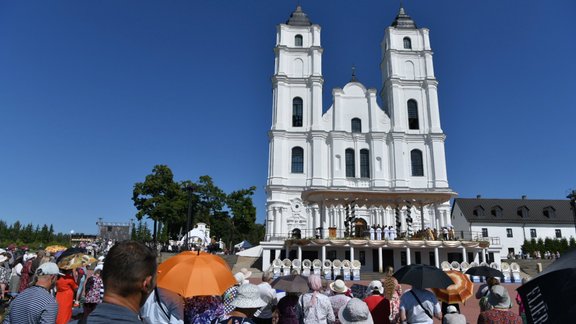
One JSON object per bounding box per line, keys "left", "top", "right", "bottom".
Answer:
{"left": 505, "top": 258, "right": 554, "bottom": 279}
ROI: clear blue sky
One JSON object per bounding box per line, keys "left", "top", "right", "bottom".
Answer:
{"left": 1, "top": 1, "right": 575, "bottom": 235}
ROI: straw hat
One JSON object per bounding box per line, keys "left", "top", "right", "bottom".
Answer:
{"left": 230, "top": 284, "right": 267, "bottom": 309}
{"left": 330, "top": 279, "right": 348, "bottom": 294}
{"left": 338, "top": 298, "right": 374, "bottom": 324}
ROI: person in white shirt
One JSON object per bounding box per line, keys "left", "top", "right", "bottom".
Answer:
{"left": 400, "top": 287, "right": 442, "bottom": 324}
{"left": 297, "top": 274, "right": 335, "bottom": 324}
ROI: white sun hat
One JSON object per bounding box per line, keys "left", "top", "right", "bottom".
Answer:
{"left": 339, "top": 298, "right": 374, "bottom": 324}
{"left": 230, "top": 284, "right": 267, "bottom": 309}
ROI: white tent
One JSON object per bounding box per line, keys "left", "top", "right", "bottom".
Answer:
{"left": 234, "top": 240, "right": 252, "bottom": 249}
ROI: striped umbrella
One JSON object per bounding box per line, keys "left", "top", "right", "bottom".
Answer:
{"left": 431, "top": 270, "right": 474, "bottom": 304}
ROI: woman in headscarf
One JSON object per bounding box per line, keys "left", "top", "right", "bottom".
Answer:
{"left": 297, "top": 274, "right": 335, "bottom": 324}
{"left": 382, "top": 266, "right": 402, "bottom": 324}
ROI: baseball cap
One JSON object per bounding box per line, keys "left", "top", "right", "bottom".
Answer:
{"left": 36, "top": 262, "right": 64, "bottom": 276}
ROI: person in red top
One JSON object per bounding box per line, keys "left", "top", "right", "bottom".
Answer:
{"left": 56, "top": 268, "right": 79, "bottom": 324}
{"left": 363, "top": 280, "right": 390, "bottom": 324}
{"left": 477, "top": 285, "right": 522, "bottom": 324}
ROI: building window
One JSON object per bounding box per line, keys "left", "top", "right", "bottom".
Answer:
{"left": 403, "top": 37, "right": 412, "bottom": 49}
{"left": 473, "top": 206, "right": 485, "bottom": 217}
{"left": 360, "top": 149, "right": 370, "bottom": 178}
{"left": 351, "top": 118, "right": 362, "bottom": 133}
{"left": 291, "top": 147, "right": 304, "bottom": 173}
{"left": 543, "top": 206, "right": 556, "bottom": 218}
{"left": 345, "top": 149, "right": 355, "bottom": 177}
{"left": 517, "top": 206, "right": 529, "bottom": 218}
{"left": 530, "top": 229, "right": 537, "bottom": 238}
{"left": 295, "top": 34, "right": 303, "bottom": 47}
{"left": 410, "top": 149, "right": 424, "bottom": 176}
{"left": 481, "top": 228, "right": 488, "bottom": 238}
{"left": 555, "top": 229, "right": 562, "bottom": 238}
{"left": 506, "top": 228, "right": 513, "bottom": 238}
{"left": 407, "top": 100, "right": 419, "bottom": 129}
{"left": 292, "top": 97, "right": 303, "bottom": 127}
{"left": 491, "top": 206, "right": 503, "bottom": 218}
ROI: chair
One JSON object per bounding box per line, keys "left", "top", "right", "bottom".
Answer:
{"left": 292, "top": 259, "right": 302, "bottom": 274}
{"left": 332, "top": 259, "right": 342, "bottom": 279}
{"left": 510, "top": 262, "right": 521, "bottom": 283}
{"left": 272, "top": 258, "right": 283, "bottom": 279}
{"left": 323, "top": 259, "right": 333, "bottom": 280}
{"left": 282, "top": 259, "right": 292, "bottom": 276}
{"left": 342, "top": 260, "right": 351, "bottom": 281}
{"left": 450, "top": 261, "right": 460, "bottom": 271}
{"left": 440, "top": 261, "right": 451, "bottom": 271}
{"left": 302, "top": 259, "right": 312, "bottom": 276}
{"left": 501, "top": 262, "right": 511, "bottom": 283}
{"left": 312, "top": 259, "right": 322, "bottom": 275}
{"left": 351, "top": 260, "right": 361, "bottom": 281}
{"left": 460, "top": 261, "right": 470, "bottom": 273}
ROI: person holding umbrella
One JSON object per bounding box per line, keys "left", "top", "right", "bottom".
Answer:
{"left": 394, "top": 264, "right": 450, "bottom": 324}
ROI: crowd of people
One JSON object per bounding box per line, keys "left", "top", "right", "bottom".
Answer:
{"left": 1, "top": 241, "right": 525, "bottom": 324}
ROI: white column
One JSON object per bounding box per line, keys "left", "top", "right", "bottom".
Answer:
{"left": 350, "top": 246, "right": 355, "bottom": 263}
{"left": 322, "top": 245, "right": 327, "bottom": 263}
{"left": 434, "top": 247, "right": 439, "bottom": 268}
{"left": 298, "top": 245, "right": 302, "bottom": 260}
{"left": 462, "top": 247, "right": 467, "bottom": 263}
{"left": 263, "top": 248, "right": 271, "bottom": 272}
{"left": 378, "top": 247, "right": 383, "bottom": 273}
{"left": 275, "top": 249, "right": 281, "bottom": 260}
{"left": 406, "top": 247, "right": 411, "bottom": 265}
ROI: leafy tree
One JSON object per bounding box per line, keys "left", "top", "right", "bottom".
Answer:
{"left": 194, "top": 176, "right": 226, "bottom": 225}
{"left": 132, "top": 165, "right": 185, "bottom": 244}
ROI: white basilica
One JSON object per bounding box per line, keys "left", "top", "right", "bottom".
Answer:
{"left": 261, "top": 6, "right": 495, "bottom": 273}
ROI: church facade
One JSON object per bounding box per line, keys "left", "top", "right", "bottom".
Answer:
{"left": 261, "top": 6, "right": 488, "bottom": 272}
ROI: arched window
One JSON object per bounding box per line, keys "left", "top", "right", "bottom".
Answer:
{"left": 292, "top": 97, "right": 303, "bottom": 127}
{"left": 360, "top": 149, "right": 370, "bottom": 178}
{"left": 295, "top": 34, "right": 303, "bottom": 47}
{"left": 408, "top": 99, "right": 419, "bottom": 129}
{"left": 291, "top": 147, "right": 304, "bottom": 173}
{"left": 351, "top": 118, "right": 362, "bottom": 133}
{"left": 403, "top": 37, "right": 412, "bottom": 49}
{"left": 345, "top": 149, "right": 355, "bottom": 178}
{"left": 410, "top": 149, "right": 423, "bottom": 176}
{"left": 291, "top": 228, "right": 301, "bottom": 239}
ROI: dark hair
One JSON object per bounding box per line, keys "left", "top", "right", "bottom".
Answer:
{"left": 102, "top": 240, "right": 157, "bottom": 297}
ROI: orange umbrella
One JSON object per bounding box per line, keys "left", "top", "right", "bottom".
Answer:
{"left": 431, "top": 270, "right": 474, "bottom": 304}
{"left": 157, "top": 251, "right": 236, "bottom": 297}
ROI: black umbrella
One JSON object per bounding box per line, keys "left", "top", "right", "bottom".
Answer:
{"left": 465, "top": 265, "right": 504, "bottom": 279}
{"left": 393, "top": 264, "right": 453, "bottom": 289}
{"left": 271, "top": 274, "right": 309, "bottom": 293}
{"left": 517, "top": 249, "right": 576, "bottom": 324}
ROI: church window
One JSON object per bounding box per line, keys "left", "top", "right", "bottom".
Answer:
{"left": 291, "top": 147, "right": 304, "bottom": 173}
{"left": 360, "top": 149, "right": 370, "bottom": 178}
{"left": 345, "top": 149, "right": 355, "bottom": 177}
{"left": 530, "top": 229, "right": 537, "bottom": 238}
{"left": 555, "top": 229, "right": 561, "bottom": 238}
{"left": 407, "top": 100, "right": 419, "bottom": 129}
{"left": 403, "top": 37, "right": 412, "bottom": 49}
{"left": 292, "top": 97, "right": 303, "bottom": 127}
{"left": 351, "top": 118, "right": 362, "bottom": 133}
{"left": 295, "top": 34, "right": 303, "bottom": 47}
{"left": 410, "top": 149, "right": 423, "bottom": 176}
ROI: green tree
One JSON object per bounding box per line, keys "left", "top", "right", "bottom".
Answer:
{"left": 194, "top": 176, "right": 226, "bottom": 225}
{"left": 133, "top": 165, "right": 185, "bottom": 244}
